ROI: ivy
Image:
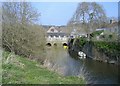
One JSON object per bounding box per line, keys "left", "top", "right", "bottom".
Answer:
{"left": 93, "top": 41, "right": 120, "bottom": 58}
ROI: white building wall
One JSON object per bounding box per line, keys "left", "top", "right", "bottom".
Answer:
{"left": 46, "top": 36, "right": 68, "bottom": 43}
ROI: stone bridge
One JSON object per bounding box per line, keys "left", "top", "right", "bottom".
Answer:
{"left": 45, "top": 26, "right": 69, "bottom": 46}
{"left": 46, "top": 37, "right": 68, "bottom": 46}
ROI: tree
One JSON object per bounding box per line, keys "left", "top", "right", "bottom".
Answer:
{"left": 68, "top": 2, "right": 107, "bottom": 39}
{"left": 118, "top": 21, "right": 120, "bottom": 42}
{"left": 2, "top": 2, "right": 45, "bottom": 62}
{"left": 0, "top": 5, "right": 2, "bottom": 48}
{"left": 19, "top": 2, "right": 40, "bottom": 25}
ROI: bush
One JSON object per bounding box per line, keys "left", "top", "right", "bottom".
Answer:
{"left": 109, "top": 34, "right": 112, "bottom": 39}
{"left": 93, "top": 41, "right": 120, "bottom": 59}
{"left": 2, "top": 2, "right": 46, "bottom": 63}
{"left": 2, "top": 24, "right": 46, "bottom": 62}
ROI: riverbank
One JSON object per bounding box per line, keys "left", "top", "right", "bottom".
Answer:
{"left": 68, "top": 37, "right": 120, "bottom": 65}
{"left": 2, "top": 51, "right": 85, "bottom": 84}
{"left": 92, "top": 41, "right": 120, "bottom": 64}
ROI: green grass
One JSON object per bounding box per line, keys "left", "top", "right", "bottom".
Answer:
{"left": 2, "top": 51, "right": 85, "bottom": 84}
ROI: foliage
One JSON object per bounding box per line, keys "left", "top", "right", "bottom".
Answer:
{"left": 2, "top": 2, "right": 45, "bottom": 62}
{"left": 78, "top": 37, "right": 87, "bottom": 47}
{"left": 2, "top": 51, "right": 85, "bottom": 84}
{"left": 91, "top": 30, "right": 118, "bottom": 42}
{"left": 72, "top": 37, "right": 87, "bottom": 49}
{"left": 91, "top": 30, "right": 104, "bottom": 37}
{"left": 93, "top": 41, "right": 120, "bottom": 59}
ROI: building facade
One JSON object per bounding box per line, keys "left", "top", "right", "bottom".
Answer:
{"left": 46, "top": 27, "right": 68, "bottom": 46}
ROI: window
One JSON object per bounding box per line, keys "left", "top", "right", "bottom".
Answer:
{"left": 51, "top": 29, "right": 54, "bottom": 32}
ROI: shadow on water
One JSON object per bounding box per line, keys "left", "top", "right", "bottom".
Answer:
{"left": 44, "top": 46, "right": 119, "bottom": 84}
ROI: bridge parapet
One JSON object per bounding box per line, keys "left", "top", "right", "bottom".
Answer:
{"left": 46, "top": 37, "right": 68, "bottom": 46}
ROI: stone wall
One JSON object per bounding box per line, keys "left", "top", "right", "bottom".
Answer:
{"left": 82, "top": 42, "right": 119, "bottom": 65}
{"left": 68, "top": 39, "right": 119, "bottom": 65}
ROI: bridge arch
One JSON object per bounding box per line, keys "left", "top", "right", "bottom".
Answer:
{"left": 46, "top": 43, "right": 52, "bottom": 46}
{"left": 63, "top": 43, "right": 68, "bottom": 46}
{"left": 53, "top": 43, "right": 57, "bottom": 46}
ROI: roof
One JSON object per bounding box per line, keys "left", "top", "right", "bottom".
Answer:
{"left": 47, "top": 32, "right": 68, "bottom": 37}
{"left": 42, "top": 25, "right": 67, "bottom": 33}
{"left": 47, "top": 26, "right": 58, "bottom": 33}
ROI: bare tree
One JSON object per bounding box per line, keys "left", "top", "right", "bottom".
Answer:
{"left": 0, "top": 5, "right": 2, "bottom": 48}
{"left": 2, "top": 2, "right": 45, "bottom": 62}
{"left": 19, "top": 2, "right": 40, "bottom": 25}
{"left": 118, "top": 21, "right": 120, "bottom": 42}
{"left": 68, "top": 2, "right": 107, "bottom": 39}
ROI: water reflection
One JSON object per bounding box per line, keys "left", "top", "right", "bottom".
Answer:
{"left": 44, "top": 46, "right": 119, "bottom": 84}
{"left": 44, "top": 46, "right": 82, "bottom": 76}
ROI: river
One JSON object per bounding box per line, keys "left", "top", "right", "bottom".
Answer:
{"left": 44, "top": 46, "right": 119, "bottom": 84}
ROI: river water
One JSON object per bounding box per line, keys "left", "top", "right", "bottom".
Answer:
{"left": 44, "top": 46, "right": 119, "bottom": 84}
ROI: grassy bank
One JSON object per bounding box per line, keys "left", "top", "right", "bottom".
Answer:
{"left": 2, "top": 51, "right": 85, "bottom": 84}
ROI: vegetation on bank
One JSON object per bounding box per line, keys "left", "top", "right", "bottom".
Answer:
{"left": 93, "top": 41, "right": 120, "bottom": 52}
{"left": 77, "top": 37, "right": 87, "bottom": 47}
{"left": 93, "top": 41, "right": 120, "bottom": 59}
{"left": 91, "top": 30, "right": 104, "bottom": 37}
{"left": 68, "top": 37, "right": 120, "bottom": 62}
{"left": 2, "top": 51, "right": 85, "bottom": 84}
{"left": 68, "top": 37, "right": 87, "bottom": 50}
{"left": 2, "top": 2, "right": 46, "bottom": 63}
{"left": 72, "top": 37, "right": 120, "bottom": 55}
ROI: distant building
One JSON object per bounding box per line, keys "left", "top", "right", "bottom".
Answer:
{"left": 47, "top": 26, "right": 58, "bottom": 33}
{"left": 96, "top": 28, "right": 108, "bottom": 31}
{"left": 94, "top": 22, "right": 119, "bottom": 41}
{"left": 70, "top": 29, "right": 77, "bottom": 38}
{"left": 70, "top": 29, "right": 87, "bottom": 38}
{"left": 46, "top": 26, "right": 68, "bottom": 46}
{"left": 107, "top": 22, "right": 118, "bottom": 34}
